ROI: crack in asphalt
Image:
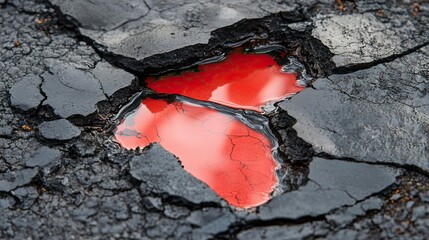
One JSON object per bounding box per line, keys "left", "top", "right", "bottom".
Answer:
{"left": 315, "top": 152, "right": 429, "bottom": 177}
{"left": 36, "top": 74, "right": 48, "bottom": 109}
{"left": 223, "top": 177, "right": 399, "bottom": 239}
{"left": 333, "top": 41, "right": 429, "bottom": 75}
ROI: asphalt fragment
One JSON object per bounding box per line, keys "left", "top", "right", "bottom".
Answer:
{"left": 11, "top": 186, "right": 38, "bottom": 209}
{"left": 40, "top": 64, "right": 106, "bottom": 118}
{"left": 48, "top": 0, "right": 335, "bottom": 77}
{"left": 279, "top": 46, "right": 429, "bottom": 171}
{"left": 48, "top": 0, "right": 297, "bottom": 60}
{"left": 257, "top": 157, "right": 398, "bottom": 220}
{"left": 38, "top": 119, "right": 81, "bottom": 140}
{"left": 50, "top": 0, "right": 150, "bottom": 31}
{"left": 25, "top": 146, "right": 61, "bottom": 174}
{"left": 312, "top": 12, "right": 429, "bottom": 68}
{"left": 130, "top": 144, "right": 221, "bottom": 205}
{"left": 40, "top": 61, "right": 134, "bottom": 118}
{"left": 307, "top": 158, "right": 399, "bottom": 200}
{"left": 187, "top": 208, "right": 237, "bottom": 240}
{"left": 9, "top": 74, "right": 44, "bottom": 111}
{"left": 0, "top": 168, "right": 38, "bottom": 192}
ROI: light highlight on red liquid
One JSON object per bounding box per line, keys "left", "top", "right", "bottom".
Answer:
{"left": 146, "top": 50, "right": 304, "bottom": 112}
{"left": 114, "top": 98, "right": 278, "bottom": 208}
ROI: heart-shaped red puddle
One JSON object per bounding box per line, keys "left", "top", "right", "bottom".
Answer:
{"left": 115, "top": 50, "right": 306, "bottom": 208}
{"left": 146, "top": 50, "right": 304, "bottom": 112}
{"left": 115, "top": 98, "right": 278, "bottom": 208}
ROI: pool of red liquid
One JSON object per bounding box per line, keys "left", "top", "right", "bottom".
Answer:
{"left": 114, "top": 98, "right": 278, "bottom": 208}
{"left": 146, "top": 50, "right": 304, "bottom": 112}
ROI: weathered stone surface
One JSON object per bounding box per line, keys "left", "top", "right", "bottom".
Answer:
{"left": 38, "top": 119, "right": 81, "bottom": 140}
{"left": 9, "top": 74, "right": 44, "bottom": 111}
{"left": 312, "top": 12, "right": 429, "bottom": 67}
{"left": 0, "top": 168, "right": 38, "bottom": 192}
{"left": 130, "top": 144, "right": 220, "bottom": 204}
{"left": 279, "top": 46, "right": 429, "bottom": 170}
{"left": 25, "top": 146, "right": 61, "bottom": 174}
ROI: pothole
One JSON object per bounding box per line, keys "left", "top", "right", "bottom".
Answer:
{"left": 113, "top": 46, "right": 308, "bottom": 208}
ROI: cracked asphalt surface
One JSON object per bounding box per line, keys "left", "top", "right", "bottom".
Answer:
{"left": 1, "top": 0, "right": 429, "bottom": 239}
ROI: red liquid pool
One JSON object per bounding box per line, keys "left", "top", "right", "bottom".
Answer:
{"left": 146, "top": 50, "right": 304, "bottom": 112}
{"left": 114, "top": 98, "right": 278, "bottom": 208}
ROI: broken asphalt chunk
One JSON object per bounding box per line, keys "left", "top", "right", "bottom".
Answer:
{"left": 142, "top": 197, "right": 163, "bottom": 212}
{"left": 312, "top": 13, "right": 429, "bottom": 67}
{"left": 188, "top": 208, "right": 237, "bottom": 240}
{"left": 0, "top": 168, "right": 38, "bottom": 192}
{"left": 11, "top": 186, "right": 38, "bottom": 209}
{"left": 308, "top": 158, "right": 399, "bottom": 200}
{"left": 258, "top": 158, "right": 398, "bottom": 220}
{"left": 41, "top": 64, "right": 106, "bottom": 118}
{"left": 0, "top": 196, "right": 15, "bottom": 210}
{"left": 279, "top": 47, "right": 429, "bottom": 171}
{"left": 25, "top": 146, "right": 61, "bottom": 174}
{"left": 237, "top": 222, "right": 328, "bottom": 240}
{"left": 9, "top": 74, "right": 44, "bottom": 111}
{"left": 326, "top": 197, "right": 383, "bottom": 228}
{"left": 91, "top": 62, "right": 134, "bottom": 97}
{"left": 48, "top": 0, "right": 302, "bottom": 61}
{"left": 50, "top": 0, "right": 149, "bottom": 31}
{"left": 258, "top": 189, "right": 355, "bottom": 220}
{"left": 38, "top": 119, "right": 81, "bottom": 141}
{"left": 130, "top": 144, "right": 221, "bottom": 205}
{"left": 40, "top": 61, "right": 134, "bottom": 117}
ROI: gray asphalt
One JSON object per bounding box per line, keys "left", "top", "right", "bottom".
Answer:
{"left": 1, "top": 0, "right": 429, "bottom": 239}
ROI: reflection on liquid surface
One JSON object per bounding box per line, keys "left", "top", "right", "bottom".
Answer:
{"left": 146, "top": 50, "right": 303, "bottom": 112}
{"left": 114, "top": 98, "right": 278, "bottom": 208}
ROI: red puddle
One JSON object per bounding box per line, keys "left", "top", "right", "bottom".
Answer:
{"left": 146, "top": 50, "right": 304, "bottom": 112}
{"left": 114, "top": 98, "right": 278, "bottom": 208}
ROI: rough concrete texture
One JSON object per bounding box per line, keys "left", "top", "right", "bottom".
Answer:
{"left": 1, "top": 0, "right": 429, "bottom": 239}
